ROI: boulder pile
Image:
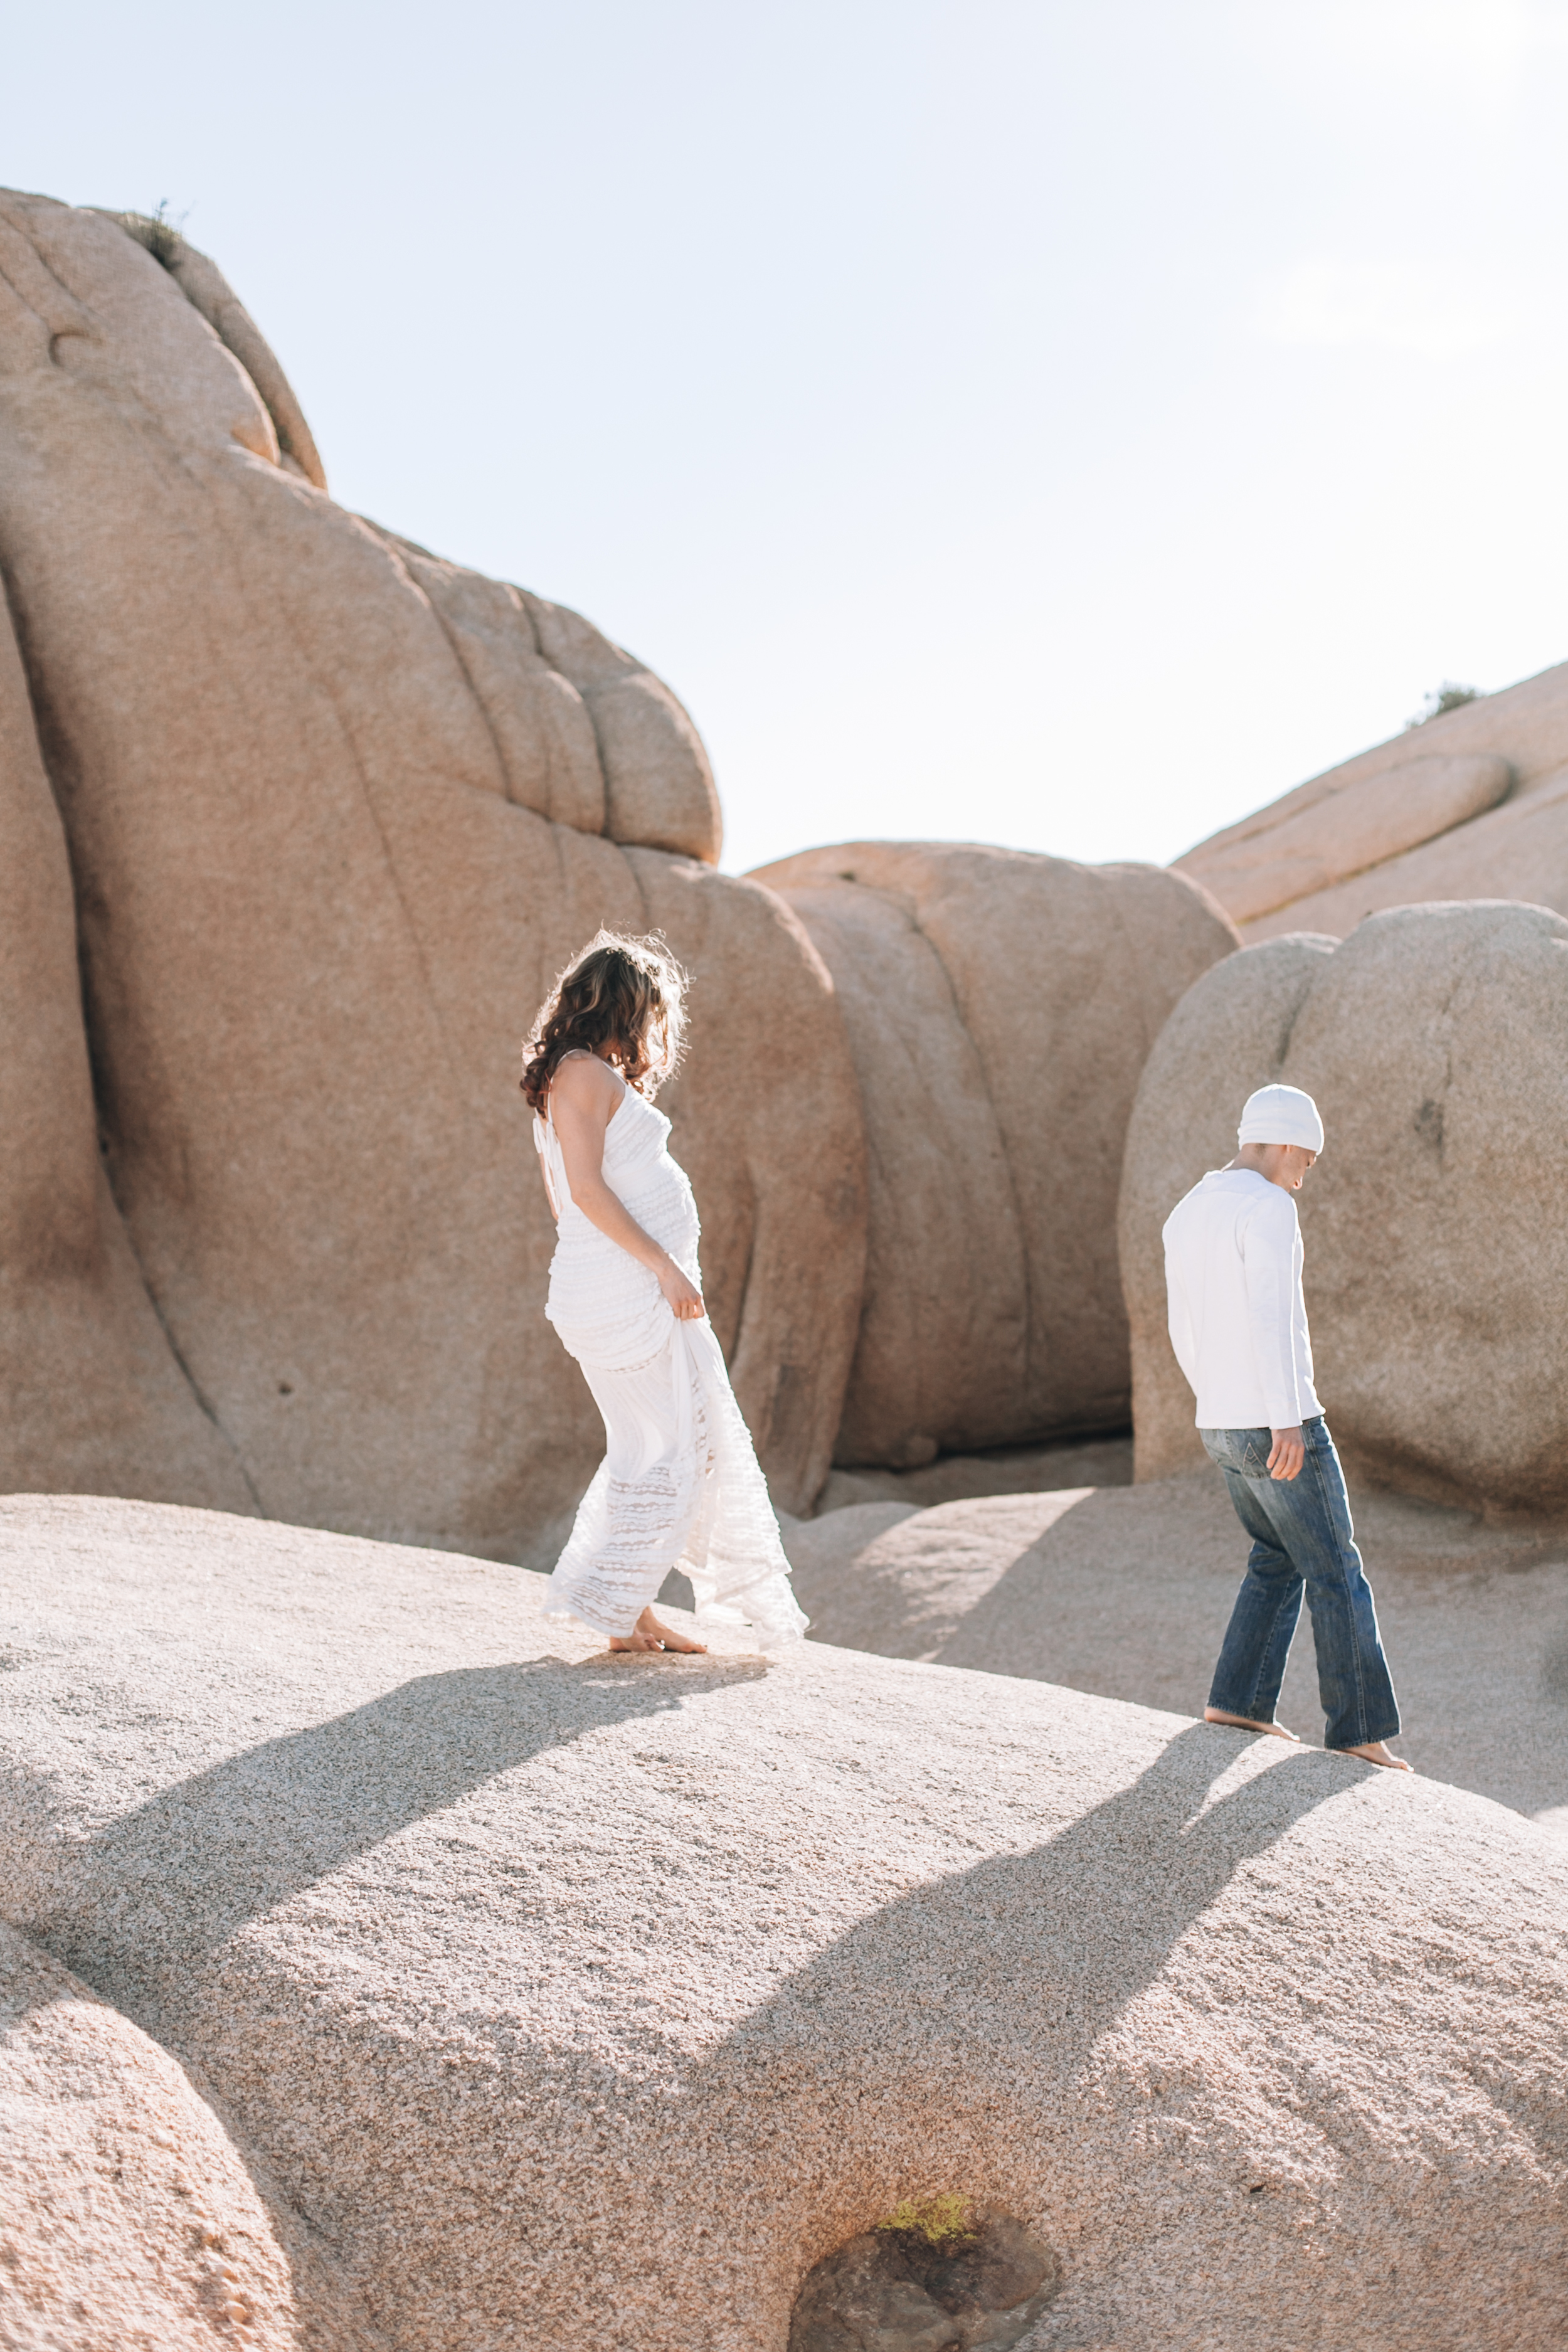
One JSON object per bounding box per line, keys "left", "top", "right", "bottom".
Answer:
{"left": 0, "top": 188, "right": 865, "bottom": 1536}
{"left": 2, "top": 1494, "right": 1565, "bottom": 2349}
{"left": 0, "top": 190, "right": 1239, "bottom": 1540}
{"left": 751, "top": 844, "right": 1236, "bottom": 1466}
{"left": 7, "top": 181, "right": 1568, "bottom": 2352}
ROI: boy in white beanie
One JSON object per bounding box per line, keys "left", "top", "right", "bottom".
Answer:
{"left": 1162, "top": 1084, "right": 1408, "bottom": 1769}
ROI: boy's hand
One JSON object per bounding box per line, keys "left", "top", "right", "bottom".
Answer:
{"left": 1268, "top": 1426, "right": 1305, "bottom": 1481}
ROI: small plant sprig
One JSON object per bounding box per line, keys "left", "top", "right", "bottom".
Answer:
{"left": 1405, "top": 680, "right": 1483, "bottom": 729}
{"left": 876, "top": 2192, "right": 978, "bottom": 2247}
{"left": 120, "top": 200, "right": 186, "bottom": 270}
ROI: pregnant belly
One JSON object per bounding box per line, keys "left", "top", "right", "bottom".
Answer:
{"left": 546, "top": 1162, "right": 701, "bottom": 1370}
{"left": 615, "top": 1160, "right": 700, "bottom": 1269}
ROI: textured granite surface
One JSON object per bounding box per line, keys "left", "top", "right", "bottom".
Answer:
{"left": 2, "top": 1494, "right": 1565, "bottom": 2349}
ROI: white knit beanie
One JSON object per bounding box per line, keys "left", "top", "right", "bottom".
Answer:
{"left": 1237, "top": 1083, "right": 1324, "bottom": 1152}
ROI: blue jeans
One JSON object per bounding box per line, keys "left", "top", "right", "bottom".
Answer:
{"left": 1201, "top": 1417, "right": 1400, "bottom": 1751}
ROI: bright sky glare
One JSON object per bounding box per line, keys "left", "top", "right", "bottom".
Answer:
{"left": 6, "top": 1, "right": 1567, "bottom": 875}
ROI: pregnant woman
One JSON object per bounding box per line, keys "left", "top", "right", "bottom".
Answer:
{"left": 522, "top": 932, "right": 807, "bottom": 1654}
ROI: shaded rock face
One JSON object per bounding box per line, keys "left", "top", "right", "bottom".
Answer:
{"left": 1175, "top": 659, "right": 1568, "bottom": 939}
{"left": 749, "top": 843, "right": 1239, "bottom": 1465}
{"left": 4, "top": 1495, "right": 1567, "bottom": 2351}
{"left": 809, "top": 1431, "right": 1134, "bottom": 1517}
{"left": 0, "top": 189, "right": 865, "bottom": 1534}
{"left": 1118, "top": 903, "right": 1568, "bottom": 1512}
{"left": 780, "top": 1478, "right": 1568, "bottom": 1828}
{"left": 789, "top": 2210, "right": 1059, "bottom": 2352}
{"left": 0, "top": 1919, "right": 379, "bottom": 2351}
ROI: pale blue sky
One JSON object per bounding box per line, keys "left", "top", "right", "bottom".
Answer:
{"left": 7, "top": 1, "right": 1568, "bottom": 873}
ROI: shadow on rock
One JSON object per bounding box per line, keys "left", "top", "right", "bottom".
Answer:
{"left": 659, "top": 1723, "right": 1356, "bottom": 2330}
{"left": 729, "top": 1721, "right": 1343, "bottom": 2090}
{"left": 790, "top": 2207, "right": 1060, "bottom": 2351}
{"left": 31, "top": 1654, "right": 765, "bottom": 2011}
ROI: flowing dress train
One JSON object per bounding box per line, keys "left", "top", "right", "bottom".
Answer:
{"left": 534, "top": 1069, "right": 807, "bottom": 1646}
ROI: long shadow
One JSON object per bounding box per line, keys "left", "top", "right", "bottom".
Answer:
{"left": 712, "top": 1721, "right": 1343, "bottom": 2098}
{"left": 671, "top": 1724, "right": 1550, "bottom": 2343}
{"left": 28, "top": 1653, "right": 765, "bottom": 2015}
{"left": 930, "top": 1484, "right": 1233, "bottom": 1694}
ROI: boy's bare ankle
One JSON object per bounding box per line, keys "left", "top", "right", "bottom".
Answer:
{"left": 1335, "top": 1739, "right": 1412, "bottom": 1772}
{"left": 1204, "top": 1707, "right": 1300, "bottom": 1742}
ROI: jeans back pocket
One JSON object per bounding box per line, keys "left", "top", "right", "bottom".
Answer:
{"left": 1200, "top": 1427, "right": 1274, "bottom": 1479}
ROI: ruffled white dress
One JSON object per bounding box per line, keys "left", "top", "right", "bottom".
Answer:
{"left": 534, "top": 1066, "right": 807, "bottom": 1646}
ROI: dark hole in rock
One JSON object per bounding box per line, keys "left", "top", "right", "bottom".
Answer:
{"left": 790, "top": 2206, "right": 1061, "bottom": 2352}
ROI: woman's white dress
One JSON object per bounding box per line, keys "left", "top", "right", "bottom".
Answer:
{"left": 534, "top": 1071, "right": 807, "bottom": 1646}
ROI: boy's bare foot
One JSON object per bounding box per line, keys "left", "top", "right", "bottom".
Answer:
{"left": 1334, "top": 1740, "right": 1412, "bottom": 1772}
{"left": 609, "top": 1606, "right": 707, "bottom": 1655}
{"left": 1204, "top": 1707, "right": 1300, "bottom": 1742}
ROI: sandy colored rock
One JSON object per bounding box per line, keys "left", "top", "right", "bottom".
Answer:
{"left": 749, "top": 843, "right": 1238, "bottom": 1466}
{"left": 113, "top": 215, "right": 330, "bottom": 494}
{"left": 1176, "top": 658, "right": 1568, "bottom": 938}
{"left": 1118, "top": 903, "right": 1568, "bottom": 1513}
{"left": 781, "top": 1476, "right": 1568, "bottom": 1828}
{"left": 1181, "top": 752, "right": 1512, "bottom": 926}
{"left": 0, "top": 1919, "right": 378, "bottom": 2351}
{"left": 0, "top": 189, "right": 864, "bottom": 1532}
{"left": 3, "top": 1494, "right": 1567, "bottom": 2351}
{"left": 811, "top": 1432, "right": 1133, "bottom": 1517}
{"left": 0, "top": 541, "right": 255, "bottom": 1522}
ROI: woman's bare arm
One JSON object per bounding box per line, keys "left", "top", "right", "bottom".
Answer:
{"left": 546, "top": 1057, "right": 705, "bottom": 1320}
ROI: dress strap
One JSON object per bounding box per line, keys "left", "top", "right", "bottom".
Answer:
{"left": 536, "top": 1049, "right": 592, "bottom": 1223}
{"left": 535, "top": 1094, "right": 563, "bottom": 1221}
{"left": 538, "top": 1051, "right": 628, "bottom": 1222}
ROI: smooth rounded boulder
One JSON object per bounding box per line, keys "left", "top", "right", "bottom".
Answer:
{"left": 0, "top": 1919, "right": 376, "bottom": 2350}
{"left": 750, "top": 842, "right": 1239, "bottom": 1466}
{"left": 0, "top": 189, "right": 866, "bottom": 1534}
{"left": 2, "top": 1493, "right": 1565, "bottom": 2351}
{"left": 1118, "top": 902, "right": 1568, "bottom": 1512}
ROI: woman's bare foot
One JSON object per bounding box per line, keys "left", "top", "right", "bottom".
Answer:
{"left": 609, "top": 1606, "right": 707, "bottom": 1655}
{"left": 1204, "top": 1707, "right": 1300, "bottom": 1742}
{"left": 1334, "top": 1740, "right": 1413, "bottom": 1772}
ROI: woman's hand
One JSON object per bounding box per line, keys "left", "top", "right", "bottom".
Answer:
{"left": 659, "top": 1257, "right": 706, "bottom": 1322}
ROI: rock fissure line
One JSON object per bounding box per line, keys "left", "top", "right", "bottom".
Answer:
{"left": 899, "top": 882, "right": 1037, "bottom": 1416}
{"left": 124, "top": 1263, "right": 265, "bottom": 1516}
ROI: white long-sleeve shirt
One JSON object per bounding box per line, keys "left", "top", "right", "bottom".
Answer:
{"left": 1161, "top": 1168, "right": 1322, "bottom": 1432}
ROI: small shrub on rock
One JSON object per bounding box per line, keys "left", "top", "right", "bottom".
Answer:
{"left": 1405, "top": 679, "right": 1483, "bottom": 728}
{"left": 119, "top": 201, "right": 184, "bottom": 269}
{"left": 877, "top": 2193, "right": 978, "bottom": 2248}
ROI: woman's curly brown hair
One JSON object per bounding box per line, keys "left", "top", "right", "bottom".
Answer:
{"left": 520, "top": 931, "right": 688, "bottom": 1116}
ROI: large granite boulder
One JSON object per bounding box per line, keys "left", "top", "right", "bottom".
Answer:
{"left": 0, "top": 1918, "right": 378, "bottom": 2350}
{"left": 748, "top": 843, "right": 1238, "bottom": 1465}
{"left": 0, "top": 547, "right": 253, "bottom": 1523}
{"left": 3, "top": 1494, "right": 1565, "bottom": 2351}
{"left": 1117, "top": 903, "right": 1568, "bottom": 1514}
{"left": 1175, "top": 659, "right": 1568, "bottom": 938}
{"left": 0, "top": 189, "right": 866, "bottom": 1533}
